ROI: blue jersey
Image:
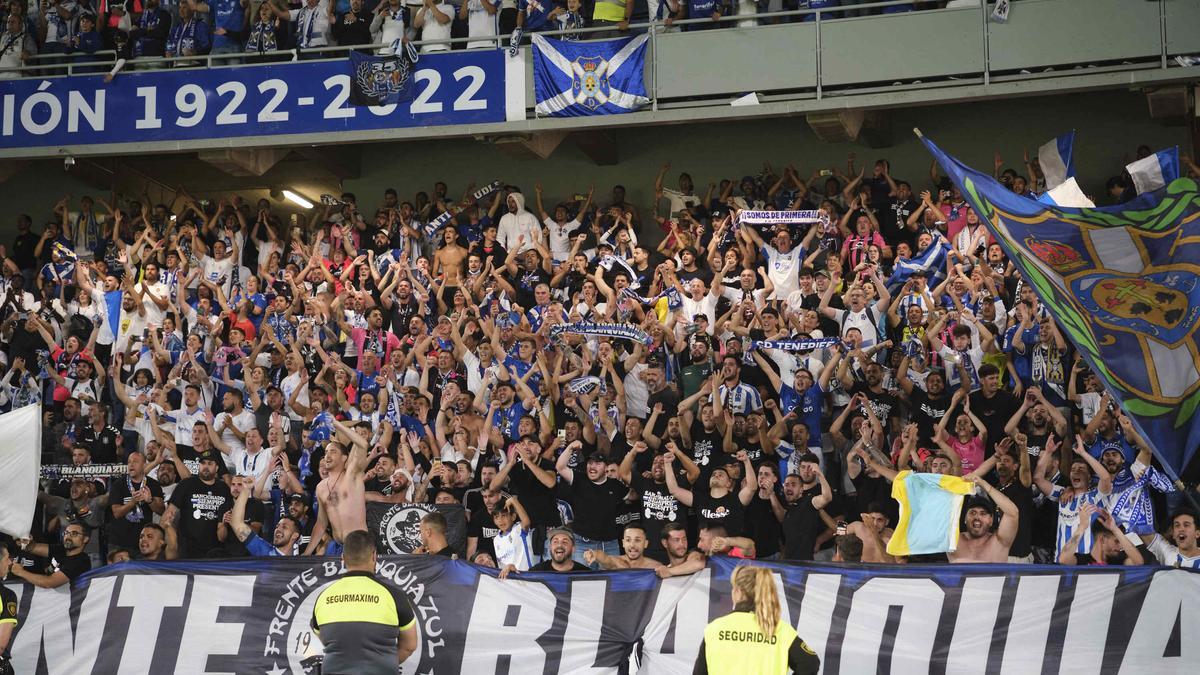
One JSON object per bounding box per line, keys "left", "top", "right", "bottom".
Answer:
{"left": 780, "top": 381, "right": 822, "bottom": 436}
{"left": 1109, "top": 463, "right": 1173, "bottom": 535}
{"left": 492, "top": 400, "right": 530, "bottom": 440}
{"left": 245, "top": 532, "right": 287, "bottom": 557}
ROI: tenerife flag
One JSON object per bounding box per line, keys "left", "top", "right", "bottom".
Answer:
{"left": 1036, "top": 131, "right": 1075, "bottom": 190}
{"left": 532, "top": 34, "right": 649, "bottom": 117}
{"left": 886, "top": 236, "right": 950, "bottom": 293}
{"left": 920, "top": 131, "right": 1200, "bottom": 480}
{"left": 1036, "top": 176, "right": 1095, "bottom": 209}
{"left": 1125, "top": 147, "right": 1180, "bottom": 195}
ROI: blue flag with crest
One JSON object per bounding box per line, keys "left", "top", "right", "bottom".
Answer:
{"left": 349, "top": 46, "right": 419, "bottom": 107}
{"left": 920, "top": 132, "right": 1200, "bottom": 479}
{"left": 531, "top": 34, "right": 649, "bottom": 117}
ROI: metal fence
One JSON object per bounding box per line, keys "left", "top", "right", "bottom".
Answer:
{"left": 1, "top": 0, "right": 1197, "bottom": 109}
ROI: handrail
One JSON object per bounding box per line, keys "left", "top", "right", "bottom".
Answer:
{"left": 0, "top": 0, "right": 1180, "bottom": 122}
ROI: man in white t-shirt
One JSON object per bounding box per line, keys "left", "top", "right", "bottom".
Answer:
{"left": 818, "top": 267, "right": 891, "bottom": 349}
{"left": 1141, "top": 511, "right": 1200, "bottom": 569}
{"left": 679, "top": 275, "right": 721, "bottom": 327}
{"left": 414, "top": 0, "right": 453, "bottom": 51}
{"left": 199, "top": 238, "right": 238, "bottom": 298}
{"left": 216, "top": 389, "right": 257, "bottom": 456}
{"left": 371, "top": 0, "right": 407, "bottom": 52}
{"left": 535, "top": 183, "right": 590, "bottom": 263}
{"left": 739, "top": 221, "right": 817, "bottom": 302}
{"left": 134, "top": 262, "right": 170, "bottom": 327}
{"left": 655, "top": 163, "right": 700, "bottom": 217}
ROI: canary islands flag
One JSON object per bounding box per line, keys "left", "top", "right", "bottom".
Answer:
{"left": 887, "top": 470, "right": 975, "bottom": 556}
{"left": 532, "top": 34, "right": 649, "bottom": 117}
{"left": 920, "top": 132, "right": 1200, "bottom": 480}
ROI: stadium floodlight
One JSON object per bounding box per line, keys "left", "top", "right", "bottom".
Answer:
{"left": 282, "top": 189, "right": 314, "bottom": 209}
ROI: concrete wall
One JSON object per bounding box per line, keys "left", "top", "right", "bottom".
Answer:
{"left": 342, "top": 90, "right": 1186, "bottom": 218}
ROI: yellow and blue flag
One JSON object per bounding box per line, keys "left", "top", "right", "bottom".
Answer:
{"left": 921, "top": 133, "right": 1200, "bottom": 480}
{"left": 887, "top": 470, "right": 975, "bottom": 557}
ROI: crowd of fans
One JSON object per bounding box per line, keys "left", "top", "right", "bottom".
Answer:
{"left": 0, "top": 0, "right": 965, "bottom": 77}
{"left": 2, "top": 147, "right": 1200, "bottom": 593}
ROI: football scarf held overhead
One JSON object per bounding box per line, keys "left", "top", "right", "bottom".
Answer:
{"left": 566, "top": 375, "right": 603, "bottom": 395}
{"left": 549, "top": 321, "right": 653, "bottom": 345}
{"left": 747, "top": 337, "right": 841, "bottom": 353}
{"left": 349, "top": 44, "right": 420, "bottom": 106}
{"left": 736, "top": 210, "right": 830, "bottom": 226}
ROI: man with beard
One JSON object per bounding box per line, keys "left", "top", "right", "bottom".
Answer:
{"left": 304, "top": 419, "right": 371, "bottom": 556}
{"left": 1141, "top": 511, "right": 1200, "bottom": 568}
{"left": 166, "top": 450, "right": 233, "bottom": 558}
{"left": 496, "top": 192, "right": 540, "bottom": 255}
{"left": 226, "top": 478, "right": 300, "bottom": 557}
{"left": 1003, "top": 387, "right": 1067, "bottom": 461}
{"left": 773, "top": 457, "right": 832, "bottom": 561}
{"left": 9, "top": 522, "right": 91, "bottom": 588}
{"left": 585, "top": 524, "right": 663, "bottom": 570}
{"left": 840, "top": 503, "right": 895, "bottom": 563}
{"left": 513, "top": 528, "right": 590, "bottom": 573}
{"left": 655, "top": 522, "right": 707, "bottom": 579}
{"left": 107, "top": 450, "right": 165, "bottom": 552}
{"left": 557, "top": 444, "right": 626, "bottom": 565}
{"left": 947, "top": 475, "right": 1020, "bottom": 563}
{"left": 899, "top": 367, "right": 951, "bottom": 448}
{"left": 220, "top": 476, "right": 265, "bottom": 557}
{"left": 665, "top": 450, "right": 757, "bottom": 536}
{"left": 972, "top": 436, "right": 1035, "bottom": 562}
{"left": 418, "top": 512, "right": 456, "bottom": 557}
{"left": 1099, "top": 414, "right": 1171, "bottom": 537}
{"left": 618, "top": 442, "right": 698, "bottom": 562}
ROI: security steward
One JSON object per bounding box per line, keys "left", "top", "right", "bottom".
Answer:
{"left": 1, "top": 546, "right": 18, "bottom": 675}
{"left": 694, "top": 565, "right": 820, "bottom": 675}
{"left": 311, "top": 530, "right": 418, "bottom": 674}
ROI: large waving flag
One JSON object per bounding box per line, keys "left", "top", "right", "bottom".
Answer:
{"left": 532, "top": 34, "right": 649, "bottom": 117}
{"left": 1126, "top": 147, "right": 1180, "bottom": 195}
{"left": 1037, "top": 131, "right": 1076, "bottom": 190}
{"left": 920, "top": 131, "right": 1200, "bottom": 480}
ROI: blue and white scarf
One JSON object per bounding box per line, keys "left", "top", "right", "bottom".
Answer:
{"left": 598, "top": 255, "right": 640, "bottom": 289}
{"left": 567, "top": 375, "right": 603, "bottom": 395}
{"left": 744, "top": 337, "right": 840, "bottom": 364}
{"left": 549, "top": 321, "right": 653, "bottom": 345}
{"left": 736, "top": 210, "right": 830, "bottom": 226}
{"left": 620, "top": 285, "right": 682, "bottom": 310}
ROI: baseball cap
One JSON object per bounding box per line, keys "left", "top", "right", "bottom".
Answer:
{"left": 198, "top": 450, "right": 221, "bottom": 464}
{"left": 285, "top": 493, "right": 307, "bottom": 505}
{"left": 586, "top": 451, "right": 608, "bottom": 464}
{"left": 548, "top": 527, "right": 575, "bottom": 542}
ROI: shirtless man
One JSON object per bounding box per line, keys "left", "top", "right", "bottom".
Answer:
{"left": 656, "top": 521, "right": 707, "bottom": 578}
{"left": 584, "top": 525, "right": 663, "bottom": 570}
{"left": 948, "top": 479, "right": 1020, "bottom": 563}
{"left": 304, "top": 419, "right": 370, "bottom": 555}
{"left": 433, "top": 227, "right": 469, "bottom": 289}
{"left": 843, "top": 504, "right": 896, "bottom": 563}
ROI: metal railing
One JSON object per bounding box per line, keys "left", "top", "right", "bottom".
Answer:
{"left": 0, "top": 0, "right": 1191, "bottom": 106}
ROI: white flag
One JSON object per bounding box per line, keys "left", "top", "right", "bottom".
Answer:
{"left": 0, "top": 404, "right": 42, "bottom": 538}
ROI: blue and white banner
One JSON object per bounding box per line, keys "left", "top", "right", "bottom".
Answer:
{"left": 548, "top": 320, "right": 653, "bottom": 345}
{"left": 0, "top": 49, "right": 521, "bottom": 151}
{"left": 1037, "top": 130, "right": 1075, "bottom": 190}
{"left": 532, "top": 34, "right": 648, "bottom": 117}
{"left": 1126, "top": 147, "right": 1180, "bottom": 195}
{"left": 1036, "top": 176, "right": 1095, "bottom": 209}
{"left": 5, "top": 556, "right": 1198, "bottom": 674}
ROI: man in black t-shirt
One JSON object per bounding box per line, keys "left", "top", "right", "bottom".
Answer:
{"left": 780, "top": 458, "right": 833, "bottom": 561}
{"left": 619, "top": 442, "right": 696, "bottom": 562}
{"left": 467, "top": 487, "right": 503, "bottom": 560}
{"left": 556, "top": 445, "right": 626, "bottom": 566}
{"left": 223, "top": 476, "right": 264, "bottom": 557}
{"left": 107, "top": 450, "right": 165, "bottom": 552}
{"left": 966, "top": 364, "right": 1019, "bottom": 459}
{"left": 9, "top": 522, "right": 92, "bottom": 588}
{"left": 665, "top": 450, "right": 757, "bottom": 537}
{"left": 167, "top": 451, "right": 233, "bottom": 558}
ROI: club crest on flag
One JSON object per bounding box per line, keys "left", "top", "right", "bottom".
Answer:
{"left": 1075, "top": 273, "right": 1197, "bottom": 342}
{"left": 1024, "top": 237, "right": 1085, "bottom": 273}
{"left": 572, "top": 56, "right": 610, "bottom": 110}
{"left": 356, "top": 57, "right": 410, "bottom": 99}
{"left": 532, "top": 34, "right": 648, "bottom": 117}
